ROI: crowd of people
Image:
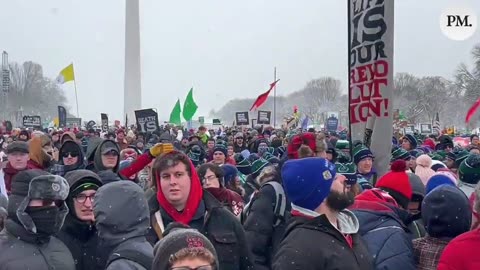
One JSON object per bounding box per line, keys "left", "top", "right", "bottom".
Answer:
{"left": 0, "top": 124, "right": 479, "bottom": 270}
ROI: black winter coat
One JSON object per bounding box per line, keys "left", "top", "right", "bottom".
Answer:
{"left": 243, "top": 178, "right": 290, "bottom": 270}
{"left": 0, "top": 219, "right": 76, "bottom": 270}
{"left": 57, "top": 216, "right": 105, "bottom": 270}
{"left": 146, "top": 190, "right": 254, "bottom": 270}
{"left": 273, "top": 214, "right": 372, "bottom": 270}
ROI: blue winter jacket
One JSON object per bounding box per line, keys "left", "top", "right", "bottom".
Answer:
{"left": 350, "top": 189, "right": 415, "bottom": 270}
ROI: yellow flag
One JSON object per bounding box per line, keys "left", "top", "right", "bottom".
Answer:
{"left": 53, "top": 117, "right": 59, "bottom": 127}
{"left": 56, "top": 63, "right": 75, "bottom": 84}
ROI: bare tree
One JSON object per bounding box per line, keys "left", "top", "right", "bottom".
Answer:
{"left": 1, "top": 61, "right": 70, "bottom": 123}
{"left": 301, "top": 77, "right": 341, "bottom": 123}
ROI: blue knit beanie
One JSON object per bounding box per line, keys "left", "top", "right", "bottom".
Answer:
{"left": 221, "top": 164, "right": 238, "bottom": 187}
{"left": 282, "top": 157, "right": 336, "bottom": 211}
{"left": 426, "top": 174, "right": 456, "bottom": 194}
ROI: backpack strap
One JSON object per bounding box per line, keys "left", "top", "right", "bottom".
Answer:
{"left": 264, "top": 182, "right": 287, "bottom": 227}
{"left": 151, "top": 210, "right": 165, "bottom": 240}
{"left": 106, "top": 241, "right": 153, "bottom": 269}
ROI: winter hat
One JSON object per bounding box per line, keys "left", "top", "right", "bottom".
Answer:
{"left": 391, "top": 147, "right": 411, "bottom": 162}
{"left": 16, "top": 175, "right": 69, "bottom": 234}
{"left": 282, "top": 157, "right": 336, "bottom": 211}
{"left": 408, "top": 173, "right": 425, "bottom": 203}
{"left": 375, "top": 160, "right": 413, "bottom": 209}
{"left": 426, "top": 174, "right": 457, "bottom": 194}
{"left": 263, "top": 152, "right": 280, "bottom": 165}
{"left": 6, "top": 141, "right": 29, "bottom": 154}
{"left": 221, "top": 164, "right": 238, "bottom": 187}
{"left": 409, "top": 149, "right": 424, "bottom": 159}
{"left": 336, "top": 162, "right": 357, "bottom": 185}
{"left": 7, "top": 170, "right": 52, "bottom": 220}
{"left": 335, "top": 140, "right": 350, "bottom": 150}
{"left": 422, "top": 185, "right": 471, "bottom": 238}
{"left": 352, "top": 144, "right": 374, "bottom": 164}
{"left": 415, "top": 154, "right": 436, "bottom": 186}
{"left": 287, "top": 132, "right": 316, "bottom": 159}
{"left": 403, "top": 134, "right": 418, "bottom": 149}
{"left": 152, "top": 223, "right": 219, "bottom": 270}
{"left": 251, "top": 158, "right": 269, "bottom": 177}
{"left": 234, "top": 153, "right": 252, "bottom": 175}
{"left": 422, "top": 138, "right": 436, "bottom": 151}
{"left": 446, "top": 151, "right": 456, "bottom": 161}
{"left": 431, "top": 160, "right": 447, "bottom": 171}
{"left": 454, "top": 150, "right": 470, "bottom": 168}
{"left": 458, "top": 154, "right": 480, "bottom": 184}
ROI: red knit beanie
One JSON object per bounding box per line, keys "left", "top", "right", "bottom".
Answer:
{"left": 375, "top": 160, "right": 413, "bottom": 208}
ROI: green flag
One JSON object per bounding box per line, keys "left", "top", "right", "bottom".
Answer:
{"left": 182, "top": 88, "right": 198, "bottom": 121}
{"left": 169, "top": 99, "right": 182, "bottom": 125}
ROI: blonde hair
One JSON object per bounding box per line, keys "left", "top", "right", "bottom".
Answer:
{"left": 298, "top": 144, "right": 314, "bottom": 159}
{"left": 315, "top": 132, "right": 327, "bottom": 152}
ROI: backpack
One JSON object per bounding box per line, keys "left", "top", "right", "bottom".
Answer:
{"left": 241, "top": 181, "right": 287, "bottom": 227}
{"left": 106, "top": 241, "right": 153, "bottom": 270}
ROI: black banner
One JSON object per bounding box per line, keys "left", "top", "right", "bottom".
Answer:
{"left": 326, "top": 115, "right": 339, "bottom": 132}
{"left": 257, "top": 110, "right": 271, "bottom": 125}
{"left": 212, "top": 119, "right": 222, "bottom": 125}
{"left": 23, "top": 115, "right": 42, "bottom": 129}
{"left": 101, "top": 113, "right": 109, "bottom": 132}
{"left": 66, "top": 118, "right": 82, "bottom": 128}
{"left": 235, "top": 112, "right": 249, "bottom": 126}
{"left": 135, "top": 109, "right": 160, "bottom": 133}
{"left": 86, "top": 120, "right": 96, "bottom": 129}
{"left": 58, "top": 106, "right": 67, "bottom": 128}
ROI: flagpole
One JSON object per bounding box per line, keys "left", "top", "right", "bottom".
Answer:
{"left": 273, "top": 67, "right": 277, "bottom": 127}
{"left": 73, "top": 79, "right": 80, "bottom": 118}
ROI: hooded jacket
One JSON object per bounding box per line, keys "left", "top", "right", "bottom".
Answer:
{"left": 57, "top": 170, "right": 105, "bottom": 270}
{"left": 93, "top": 139, "right": 120, "bottom": 172}
{"left": 146, "top": 153, "right": 254, "bottom": 270}
{"left": 94, "top": 181, "right": 153, "bottom": 270}
{"left": 85, "top": 137, "right": 103, "bottom": 170}
{"left": 54, "top": 141, "right": 86, "bottom": 176}
{"left": 273, "top": 210, "right": 372, "bottom": 270}
{"left": 350, "top": 189, "right": 415, "bottom": 270}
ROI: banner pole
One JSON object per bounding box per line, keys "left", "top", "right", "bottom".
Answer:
{"left": 73, "top": 79, "right": 80, "bottom": 118}
{"left": 273, "top": 67, "right": 277, "bottom": 127}
{"left": 347, "top": 0, "right": 353, "bottom": 158}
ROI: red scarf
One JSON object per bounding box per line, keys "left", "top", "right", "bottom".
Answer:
{"left": 156, "top": 155, "right": 203, "bottom": 225}
{"left": 3, "top": 163, "right": 20, "bottom": 194}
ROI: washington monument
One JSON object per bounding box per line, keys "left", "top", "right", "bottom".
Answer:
{"left": 124, "top": 0, "right": 142, "bottom": 125}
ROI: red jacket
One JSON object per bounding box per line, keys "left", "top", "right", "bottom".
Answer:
{"left": 438, "top": 229, "right": 480, "bottom": 270}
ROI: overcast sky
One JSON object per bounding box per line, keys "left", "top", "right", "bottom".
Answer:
{"left": 1, "top": 0, "right": 479, "bottom": 122}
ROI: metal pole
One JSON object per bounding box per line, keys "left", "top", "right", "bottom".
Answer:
{"left": 273, "top": 67, "right": 277, "bottom": 127}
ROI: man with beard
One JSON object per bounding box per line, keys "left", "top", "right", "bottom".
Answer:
{"left": 273, "top": 157, "right": 372, "bottom": 270}
{"left": 349, "top": 159, "right": 416, "bottom": 270}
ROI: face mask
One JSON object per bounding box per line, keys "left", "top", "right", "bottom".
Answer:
{"left": 26, "top": 206, "right": 62, "bottom": 236}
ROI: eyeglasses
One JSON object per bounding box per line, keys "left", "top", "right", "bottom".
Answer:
{"left": 62, "top": 151, "right": 79, "bottom": 158}
{"left": 74, "top": 194, "right": 95, "bottom": 204}
{"left": 171, "top": 265, "right": 214, "bottom": 270}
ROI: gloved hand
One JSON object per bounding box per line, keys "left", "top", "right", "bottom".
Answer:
{"left": 149, "top": 143, "right": 174, "bottom": 157}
